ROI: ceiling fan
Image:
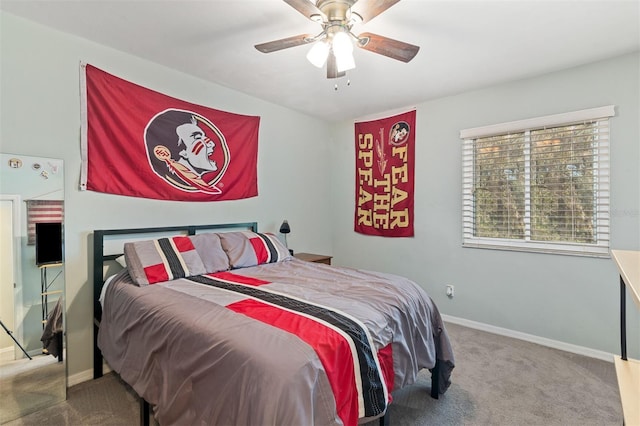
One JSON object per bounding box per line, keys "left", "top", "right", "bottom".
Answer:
{"left": 255, "top": 0, "right": 420, "bottom": 79}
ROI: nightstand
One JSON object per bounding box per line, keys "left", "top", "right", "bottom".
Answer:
{"left": 293, "top": 252, "right": 332, "bottom": 265}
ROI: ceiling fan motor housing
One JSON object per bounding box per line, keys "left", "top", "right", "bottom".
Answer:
{"left": 316, "top": 0, "right": 359, "bottom": 23}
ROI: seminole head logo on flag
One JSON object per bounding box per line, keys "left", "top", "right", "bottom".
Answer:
{"left": 80, "top": 64, "right": 259, "bottom": 202}
{"left": 145, "top": 109, "right": 230, "bottom": 194}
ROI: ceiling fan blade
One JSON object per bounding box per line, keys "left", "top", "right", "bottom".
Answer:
{"left": 357, "top": 32, "right": 419, "bottom": 62}
{"left": 283, "top": 0, "right": 325, "bottom": 20}
{"left": 326, "top": 51, "right": 346, "bottom": 79}
{"left": 255, "top": 34, "right": 314, "bottom": 53}
{"left": 352, "top": 0, "right": 401, "bottom": 24}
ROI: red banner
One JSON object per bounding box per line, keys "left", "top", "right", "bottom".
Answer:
{"left": 354, "top": 110, "right": 415, "bottom": 237}
{"left": 80, "top": 64, "right": 260, "bottom": 201}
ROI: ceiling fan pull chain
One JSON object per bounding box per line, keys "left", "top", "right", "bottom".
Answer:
{"left": 334, "top": 78, "right": 352, "bottom": 91}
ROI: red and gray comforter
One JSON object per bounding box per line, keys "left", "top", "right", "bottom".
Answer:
{"left": 98, "top": 258, "right": 454, "bottom": 425}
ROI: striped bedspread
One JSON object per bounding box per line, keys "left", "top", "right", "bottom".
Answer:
{"left": 98, "top": 258, "right": 454, "bottom": 425}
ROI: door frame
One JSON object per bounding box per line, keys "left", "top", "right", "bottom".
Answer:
{"left": 1, "top": 194, "right": 23, "bottom": 360}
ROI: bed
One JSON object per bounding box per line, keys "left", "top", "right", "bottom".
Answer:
{"left": 92, "top": 223, "right": 454, "bottom": 425}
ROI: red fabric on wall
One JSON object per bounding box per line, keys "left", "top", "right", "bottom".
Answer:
{"left": 354, "top": 110, "right": 415, "bottom": 237}
{"left": 80, "top": 64, "right": 260, "bottom": 201}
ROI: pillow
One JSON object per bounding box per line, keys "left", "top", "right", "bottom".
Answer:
{"left": 115, "top": 255, "right": 127, "bottom": 268}
{"left": 218, "top": 231, "right": 291, "bottom": 269}
{"left": 189, "top": 233, "right": 230, "bottom": 273}
{"left": 124, "top": 235, "right": 207, "bottom": 286}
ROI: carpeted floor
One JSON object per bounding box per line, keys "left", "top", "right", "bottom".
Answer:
{"left": 0, "top": 354, "right": 65, "bottom": 424}
{"left": 3, "top": 322, "right": 622, "bottom": 425}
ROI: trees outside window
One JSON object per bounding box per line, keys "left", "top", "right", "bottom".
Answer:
{"left": 461, "top": 106, "right": 613, "bottom": 257}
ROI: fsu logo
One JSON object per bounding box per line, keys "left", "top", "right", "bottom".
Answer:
{"left": 144, "top": 109, "right": 230, "bottom": 194}
{"left": 389, "top": 121, "right": 410, "bottom": 146}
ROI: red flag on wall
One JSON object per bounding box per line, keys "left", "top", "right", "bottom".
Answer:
{"left": 80, "top": 64, "right": 260, "bottom": 202}
{"left": 354, "top": 110, "right": 415, "bottom": 237}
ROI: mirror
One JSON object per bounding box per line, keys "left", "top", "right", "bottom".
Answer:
{"left": 0, "top": 153, "right": 65, "bottom": 423}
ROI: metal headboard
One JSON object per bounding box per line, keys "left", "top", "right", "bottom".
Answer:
{"left": 92, "top": 222, "right": 257, "bottom": 379}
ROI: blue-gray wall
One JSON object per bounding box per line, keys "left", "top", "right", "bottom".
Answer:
{"left": 330, "top": 52, "right": 640, "bottom": 358}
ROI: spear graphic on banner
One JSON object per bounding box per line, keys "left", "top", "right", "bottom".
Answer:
{"left": 376, "top": 128, "right": 388, "bottom": 175}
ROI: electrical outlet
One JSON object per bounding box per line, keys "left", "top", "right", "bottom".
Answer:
{"left": 446, "top": 285, "right": 454, "bottom": 298}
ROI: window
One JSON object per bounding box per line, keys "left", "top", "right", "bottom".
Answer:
{"left": 461, "top": 106, "right": 614, "bottom": 257}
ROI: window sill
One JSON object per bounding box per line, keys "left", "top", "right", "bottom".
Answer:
{"left": 463, "top": 238, "right": 610, "bottom": 258}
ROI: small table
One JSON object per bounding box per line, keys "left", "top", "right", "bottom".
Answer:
{"left": 293, "top": 252, "right": 332, "bottom": 265}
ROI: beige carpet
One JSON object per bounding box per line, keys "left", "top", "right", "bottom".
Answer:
{"left": 4, "top": 323, "right": 622, "bottom": 425}
{"left": 0, "top": 354, "right": 65, "bottom": 424}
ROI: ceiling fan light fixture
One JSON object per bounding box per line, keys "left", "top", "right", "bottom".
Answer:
{"left": 335, "top": 50, "right": 355, "bottom": 72}
{"left": 332, "top": 30, "right": 356, "bottom": 72}
{"left": 256, "top": 0, "right": 417, "bottom": 79}
{"left": 306, "top": 40, "right": 330, "bottom": 68}
{"left": 332, "top": 30, "right": 353, "bottom": 54}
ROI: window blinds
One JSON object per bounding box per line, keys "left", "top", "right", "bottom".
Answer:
{"left": 461, "top": 105, "right": 613, "bottom": 257}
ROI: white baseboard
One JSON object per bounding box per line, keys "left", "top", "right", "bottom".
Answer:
{"left": 441, "top": 314, "right": 614, "bottom": 362}
{"left": 68, "top": 362, "right": 112, "bottom": 387}
{"left": 0, "top": 346, "right": 47, "bottom": 361}
{"left": 27, "top": 348, "right": 42, "bottom": 357}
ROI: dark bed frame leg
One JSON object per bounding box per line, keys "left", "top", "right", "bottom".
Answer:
{"left": 377, "top": 356, "right": 441, "bottom": 426}
{"left": 430, "top": 358, "right": 440, "bottom": 399}
{"left": 379, "top": 412, "right": 389, "bottom": 426}
{"left": 140, "top": 398, "right": 150, "bottom": 426}
{"left": 93, "top": 322, "right": 103, "bottom": 379}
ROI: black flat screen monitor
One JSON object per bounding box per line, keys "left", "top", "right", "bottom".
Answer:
{"left": 35, "top": 222, "right": 63, "bottom": 266}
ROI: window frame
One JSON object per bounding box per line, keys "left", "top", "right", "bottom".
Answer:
{"left": 461, "top": 105, "right": 614, "bottom": 258}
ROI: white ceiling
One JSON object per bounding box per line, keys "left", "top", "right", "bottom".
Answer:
{"left": 2, "top": 0, "right": 639, "bottom": 122}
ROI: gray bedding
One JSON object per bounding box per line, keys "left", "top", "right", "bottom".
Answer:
{"left": 98, "top": 258, "right": 454, "bottom": 425}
